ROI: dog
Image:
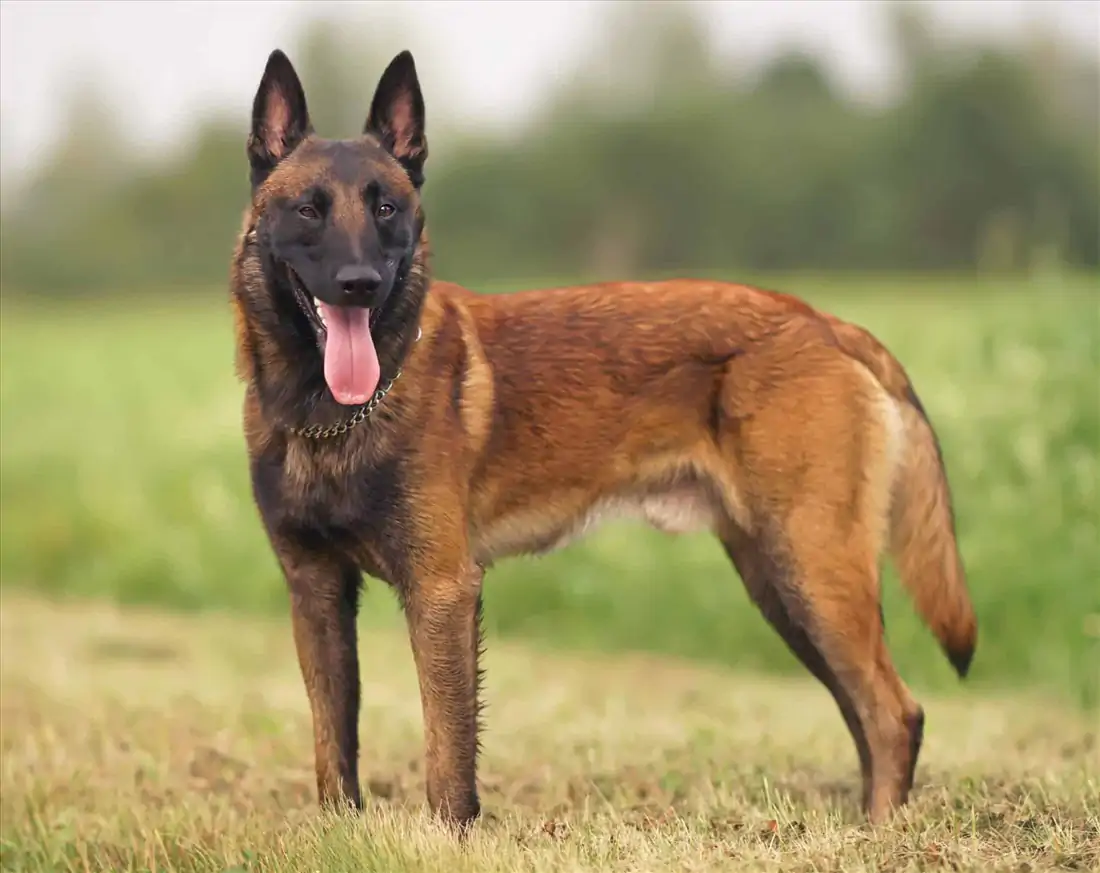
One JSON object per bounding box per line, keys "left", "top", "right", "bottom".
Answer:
{"left": 229, "top": 48, "right": 977, "bottom": 831}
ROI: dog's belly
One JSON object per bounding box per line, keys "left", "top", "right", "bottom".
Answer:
{"left": 472, "top": 482, "right": 721, "bottom": 566}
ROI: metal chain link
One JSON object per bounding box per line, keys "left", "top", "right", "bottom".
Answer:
{"left": 288, "top": 369, "right": 402, "bottom": 439}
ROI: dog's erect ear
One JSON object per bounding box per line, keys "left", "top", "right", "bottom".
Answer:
{"left": 364, "top": 51, "right": 427, "bottom": 187}
{"left": 247, "top": 50, "right": 312, "bottom": 189}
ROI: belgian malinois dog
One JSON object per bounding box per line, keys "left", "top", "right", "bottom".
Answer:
{"left": 231, "top": 48, "right": 977, "bottom": 830}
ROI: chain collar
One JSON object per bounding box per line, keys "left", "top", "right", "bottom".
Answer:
{"left": 287, "top": 369, "right": 401, "bottom": 439}
{"left": 288, "top": 325, "right": 422, "bottom": 440}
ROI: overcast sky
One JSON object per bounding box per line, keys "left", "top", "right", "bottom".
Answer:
{"left": 1, "top": 0, "right": 1096, "bottom": 180}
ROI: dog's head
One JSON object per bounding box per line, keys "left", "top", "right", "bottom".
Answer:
{"left": 244, "top": 49, "right": 428, "bottom": 407}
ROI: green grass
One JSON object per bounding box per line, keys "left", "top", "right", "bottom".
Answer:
{"left": 1, "top": 595, "right": 1097, "bottom": 873}
{"left": 1, "top": 275, "right": 1098, "bottom": 708}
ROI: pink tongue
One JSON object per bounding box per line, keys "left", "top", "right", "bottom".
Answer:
{"left": 316, "top": 302, "right": 380, "bottom": 406}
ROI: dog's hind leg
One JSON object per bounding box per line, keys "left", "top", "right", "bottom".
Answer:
{"left": 719, "top": 523, "right": 872, "bottom": 806}
{"left": 711, "top": 354, "right": 924, "bottom": 822}
{"left": 720, "top": 519, "right": 922, "bottom": 822}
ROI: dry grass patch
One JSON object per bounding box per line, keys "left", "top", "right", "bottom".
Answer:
{"left": 0, "top": 595, "right": 1096, "bottom": 872}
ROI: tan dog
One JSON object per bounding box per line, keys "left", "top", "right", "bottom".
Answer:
{"left": 230, "top": 48, "right": 978, "bottom": 831}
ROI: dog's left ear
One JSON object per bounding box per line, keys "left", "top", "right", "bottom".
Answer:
{"left": 364, "top": 50, "right": 427, "bottom": 188}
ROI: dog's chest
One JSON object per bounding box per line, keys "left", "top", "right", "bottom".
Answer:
{"left": 251, "top": 446, "right": 410, "bottom": 582}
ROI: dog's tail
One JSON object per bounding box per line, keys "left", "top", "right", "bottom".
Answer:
{"left": 890, "top": 392, "right": 977, "bottom": 677}
{"left": 829, "top": 316, "right": 978, "bottom": 678}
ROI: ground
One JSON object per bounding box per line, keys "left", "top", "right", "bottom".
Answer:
{"left": 1, "top": 595, "right": 1095, "bottom": 873}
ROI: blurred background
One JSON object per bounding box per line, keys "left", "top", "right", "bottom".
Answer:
{"left": 1, "top": 1, "right": 1097, "bottom": 707}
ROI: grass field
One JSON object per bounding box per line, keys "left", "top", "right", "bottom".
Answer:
{"left": 1, "top": 274, "right": 1098, "bottom": 871}
{"left": 1, "top": 595, "right": 1097, "bottom": 873}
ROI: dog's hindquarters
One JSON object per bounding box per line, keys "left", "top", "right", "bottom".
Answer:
{"left": 711, "top": 347, "right": 926, "bottom": 821}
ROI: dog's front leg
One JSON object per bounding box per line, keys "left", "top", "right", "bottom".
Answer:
{"left": 402, "top": 557, "right": 484, "bottom": 830}
{"left": 279, "top": 546, "right": 364, "bottom": 813}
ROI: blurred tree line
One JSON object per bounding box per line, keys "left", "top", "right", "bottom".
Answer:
{"left": 1, "top": 2, "right": 1096, "bottom": 295}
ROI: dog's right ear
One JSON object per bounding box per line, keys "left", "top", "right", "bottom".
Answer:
{"left": 247, "top": 50, "right": 312, "bottom": 190}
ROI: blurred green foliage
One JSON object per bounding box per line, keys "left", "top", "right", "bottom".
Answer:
{"left": 1, "top": 2, "right": 1097, "bottom": 293}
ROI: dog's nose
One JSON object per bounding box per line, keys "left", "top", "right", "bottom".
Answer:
{"left": 335, "top": 265, "right": 382, "bottom": 298}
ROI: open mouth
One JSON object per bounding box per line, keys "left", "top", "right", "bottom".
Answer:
{"left": 287, "top": 267, "right": 382, "bottom": 407}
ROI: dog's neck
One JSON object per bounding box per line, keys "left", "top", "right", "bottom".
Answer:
{"left": 235, "top": 229, "right": 431, "bottom": 439}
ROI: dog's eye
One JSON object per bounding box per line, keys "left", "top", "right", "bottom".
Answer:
{"left": 376, "top": 202, "right": 396, "bottom": 219}
{"left": 298, "top": 205, "right": 319, "bottom": 220}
